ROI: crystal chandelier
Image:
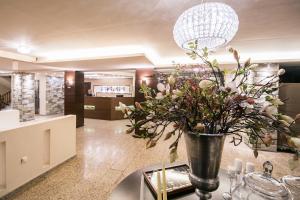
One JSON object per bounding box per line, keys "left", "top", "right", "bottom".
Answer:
{"left": 173, "top": 2, "right": 239, "bottom": 50}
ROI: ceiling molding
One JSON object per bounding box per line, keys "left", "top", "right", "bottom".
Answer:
{"left": 0, "top": 50, "right": 37, "bottom": 63}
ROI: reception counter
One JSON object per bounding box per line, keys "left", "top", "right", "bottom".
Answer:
{"left": 84, "top": 96, "right": 134, "bottom": 120}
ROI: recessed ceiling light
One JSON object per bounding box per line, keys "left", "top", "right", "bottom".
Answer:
{"left": 17, "top": 44, "right": 32, "bottom": 54}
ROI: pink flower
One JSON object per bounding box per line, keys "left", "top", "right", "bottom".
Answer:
{"left": 246, "top": 97, "right": 255, "bottom": 105}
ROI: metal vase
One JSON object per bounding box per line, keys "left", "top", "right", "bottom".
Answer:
{"left": 184, "top": 132, "right": 225, "bottom": 200}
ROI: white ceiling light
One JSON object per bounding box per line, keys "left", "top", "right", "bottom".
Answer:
{"left": 173, "top": 2, "right": 239, "bottom": 50}
{"left": 17, "top": 44, "right": 32, "bottom": 54}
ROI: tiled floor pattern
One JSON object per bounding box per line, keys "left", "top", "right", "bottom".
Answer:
{"left": 2, "top": 119, "right": 299, "bottom": 200}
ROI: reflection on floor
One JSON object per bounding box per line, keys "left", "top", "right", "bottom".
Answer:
{"left": 3, "top": 119, "right": 299, "bottom": 200}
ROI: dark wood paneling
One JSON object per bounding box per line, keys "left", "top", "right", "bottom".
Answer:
{"left": 84, "top": 97, "right": 134, "bottom": 120}
{"left": 64, "top": 71, "right": 84, "bottom": 127}
{"left": 84, "top": 82, "right": 91, "bottom": 95}
{"left": 135, "top": 69, "right": 157, "bottom": 103}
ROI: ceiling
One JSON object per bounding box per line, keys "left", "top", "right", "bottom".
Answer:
{"left": 0, "top": 0, "right": 299, "bottom": 71}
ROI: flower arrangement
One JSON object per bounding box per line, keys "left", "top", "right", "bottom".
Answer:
{"left": 118, "top": 44, "right": 300, "bottom": 162}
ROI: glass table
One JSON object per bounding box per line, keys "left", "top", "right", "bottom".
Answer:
{"left": 110, "top": 163, "right": 230, "bottom": 200}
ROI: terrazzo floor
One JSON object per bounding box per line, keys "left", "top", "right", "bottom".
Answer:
{"left": 2, "top": 118, "right": 299, "bottom": 200}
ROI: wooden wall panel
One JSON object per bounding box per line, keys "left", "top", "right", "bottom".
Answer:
{"left": 64, "top": 71, "right": 84, "bottom": 127}
{"left": 84, "top": 97, "right": 134, "bottom": 120}
{"left": 135, "top": 69, "right": 157, "bottom": 103}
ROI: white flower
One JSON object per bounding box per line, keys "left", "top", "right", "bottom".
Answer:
{"left": 173, "top": 89, "right": 182, "bottom": 96}
{"left": 199, "top": 79, "right": 213, "bottom": 89}
{"left": 157, "top": 83, "right": 165, "bottom": 92}
{"left": 279, "top": 120, "right": 290, "bottom": 127}
{"left": 149, "top": 122, "right": 156, "bottom": 127}
{"left": 263, "top": 101, "right": 272, "bottom": 107}
{"left": 116, "top": 102, "right": 127, "bottom": 113}
{"left": 265, "top": 105, "right": 277, "bottom": 117}
{"left": 295, "top": 113, "right": 300, "bottom": 121}
{"left": 277, "top": 69, "right": 285, "bottom": 76}
{"left": 280, "top": 115, "right": 294, "bottom": 124}
{"left": 141, "top": 122, "right": 155, "bottom": 129}
{"left": 194, "top": 123, "right": 205, "bottom": 131}
{"left": 172, "top": 94, "right": 178, "bottom": 100}
{"left": 260, "top": 101, "right": 271, "bottom": 113}
{"left": 290, "top": 137, "right": 300, "bottom": 149}
{"left": 219, "top": 86, "right": 226, "bottom": 92}
{"left": 148, "top": 128, "right": 155, "bottom": 134}
{"left": 156, "top": 92, "right": 164, "bottom": 100}
{"left": 271, "top": 98, "right": 284, "bottom": 106}
{"left": 226, "top": 81, "right": 238, "bottom": 92}
{"left": 169, "top": 107, "right": 175, "bottom": 112}
{"left": 240, "top": 102, "right": 254, "bottom": 114}
{"left": 166, "top": 84, "right": 170, "bottom": 95}
{"left": 240, "top": 102, "right": 253, "bottom": 109}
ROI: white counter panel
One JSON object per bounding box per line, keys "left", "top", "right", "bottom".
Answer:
{"left": 0, "top": 115, "right": 76, "bottom": 197}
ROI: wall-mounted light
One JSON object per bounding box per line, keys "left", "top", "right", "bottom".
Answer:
{"left": 66, "top": 78, "right": 74, "bottom": 88}
{"left": 141, "top": 77, "right": 148, "bottom": 85}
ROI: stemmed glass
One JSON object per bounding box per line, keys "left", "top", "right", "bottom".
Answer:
{"left": 223, "top": 166, "right": 237, "bottom": 200}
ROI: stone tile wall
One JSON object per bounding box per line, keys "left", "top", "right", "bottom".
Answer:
{"left": 46, "top": 76, "right": 64, "bottom": 115}
{"left": 11, "top": 73, "right": 35, "bottom": 122}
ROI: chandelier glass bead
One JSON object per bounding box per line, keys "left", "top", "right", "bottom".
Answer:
{"left": 173, "top": 2, "right": 239, "bottom": 50}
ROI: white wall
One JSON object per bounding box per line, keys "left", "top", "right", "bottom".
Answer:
{"left": 0, "top": 110, "right": 20, "bottom": 131}
{"left": 0, "top": 115, "right": 76, "bottom": 197}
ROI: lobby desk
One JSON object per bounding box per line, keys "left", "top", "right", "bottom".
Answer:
{"left": 84, "top": 96, "right": 134, "bottom": 120}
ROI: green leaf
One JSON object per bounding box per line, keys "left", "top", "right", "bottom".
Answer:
{"left": 203, "top": 47, "right": 208, "bottom": 57}
{"left": 244, "top": 58, "right": 251, "bottom": 67}
{"left": 170, "top": 148, "right": 179, "bottom": 163}
{"left": 132, "top": 134, "right": 143, "bottom": 138}
{"left": 164, "top": 131, "right": 174, "bottom": 140}
{"left": 212, "top": 59, "right": 219, "bottom": 68}
{"left": 265, "top": 96, "right": 272, "bottom": 101}
{"left": 253, "top": 149, "right": 258, "bottom": 158}
{"left": 146, "top": 140, "right": 157, "bottom": 148}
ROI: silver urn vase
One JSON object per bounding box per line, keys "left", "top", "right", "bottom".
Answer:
{"left": 184, "top": 132, "right": 225, "bottom": 200}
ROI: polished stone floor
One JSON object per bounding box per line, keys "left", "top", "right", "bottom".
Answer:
{"left": 3, "top": 119, "right": 299, "bottom": 200}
